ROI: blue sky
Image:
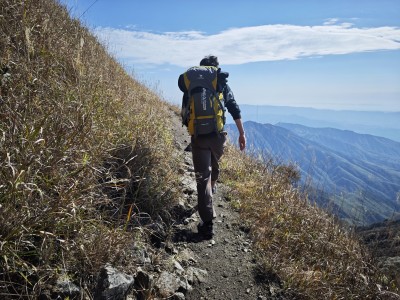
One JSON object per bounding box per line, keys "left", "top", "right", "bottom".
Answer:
{"left": 60, "top": 0, "right": 400, "bottom": 112}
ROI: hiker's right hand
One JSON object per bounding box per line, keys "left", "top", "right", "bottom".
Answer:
{"left": 239, "top": 134, "right": 246, "bottom": 151}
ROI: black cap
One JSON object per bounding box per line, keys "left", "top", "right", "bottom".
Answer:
{"left": 199, "top": 55, "right": 219, "bottom": 67}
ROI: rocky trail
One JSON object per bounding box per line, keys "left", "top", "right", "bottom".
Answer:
{"left": 50, "top": 108, "right": 290, "bottom": 300}
{"left": 93, "top": 109, "right": 398, "bottom": 300}
{"left": 163, "top": 108, "right": 287, "bottom": 300}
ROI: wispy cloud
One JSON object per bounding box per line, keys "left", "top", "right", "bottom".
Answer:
{"left": 94, "top": 23, "right": 400, "bottom": 67}
{"left": 323, "top": 18, "right": 340, "bottom": 25}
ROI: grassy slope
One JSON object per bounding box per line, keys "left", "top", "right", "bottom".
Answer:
{"left": 0, "top": 0, "right": 398, "bottom": 299}
{"left": 220, "top": 147, "right": 395, "bottom": 299}
{"left": 1, "top": 0, "right": 180, "bottom": 297}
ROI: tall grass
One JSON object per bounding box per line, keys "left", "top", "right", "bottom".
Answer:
{"left": 1, "top": 0, "right": 398, "bottom": 299}
{"left": 221, "top": 145, "right": 397, "bottom": 299}
{"left": 1, "top": 0, "right": 180, "bottom": 297}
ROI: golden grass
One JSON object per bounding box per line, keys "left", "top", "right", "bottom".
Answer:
{"left": 1, "top": 0, "right": 180, "bottom": 297}
{"left": 221, "top": 145, "right": 397, "bottom": 299}
{"left": 1, "top": 0, "right": 398, "bottom": 299}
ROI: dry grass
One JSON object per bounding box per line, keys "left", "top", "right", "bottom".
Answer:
{"left": 1, "top": 0, "right": 398, "bottom": 299}
{"left": 221, "top": 145, "right": 398, "bottom": 299}
{"left": 1, "top": 0, "right": 180, "bottom": 297}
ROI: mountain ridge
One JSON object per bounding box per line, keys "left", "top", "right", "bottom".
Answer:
{"left": 226, "top": 121, "right": 400, "bottom": 224}
{"left": 226, "top": 104, "right": 400, "bottom": 142}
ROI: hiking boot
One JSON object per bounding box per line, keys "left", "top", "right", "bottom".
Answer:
{"left": 197, "top": 221, "right": 214, "bottom": 240}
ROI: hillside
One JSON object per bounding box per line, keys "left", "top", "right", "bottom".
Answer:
{"left": 226, "top": 121, "right": 400, "bottom": 224}
{"left": 1, "top": 0, "right": 399, "bottom": 299}
{"left": 1, "top": 0, "right": 182, "bottom": 297}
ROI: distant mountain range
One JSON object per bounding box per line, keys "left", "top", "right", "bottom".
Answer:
{"left": 226, "top": 105, "right": 400, "bottom": 142}
{"left": 225, "top": 121, "right": 400, "bottom": 225}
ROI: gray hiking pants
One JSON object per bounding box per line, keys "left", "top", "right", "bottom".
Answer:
{"left": 191, "top": 132, "right": 227, "bottom": 223}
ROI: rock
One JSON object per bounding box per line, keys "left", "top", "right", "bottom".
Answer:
{"left": 176, "top": 249, "right": 197, "bottom": 266}
{"left": 207, "top": 240, "right": 216, "bottom": 247}
{"left": 155, "top": 271, "right": 192, "bottom": 298}
{"left": 132, "top": 245, "right": 151, "bottom": 265}
{"left": 94, "top": 264, "right": 135, "bottom": 300}
{"left": 174, "top": 260, "right": 185, "bottom": 275}
{"left": 56, "top": 276, "right": 80, "bottom": 294}
{"left": 180, "top": 177, "right": 196, "bottom": 194}
{"left": 149, "top": 219, "right": 167, "bottom": 247}
{"left": 172, "top": 292, "right": 186, "bottom": 300}
{"left": 171, "top": 203, "right": 197, "bottom": 223}
{"left": 45, "top": 273, "right": 80, "bottom": 299}
{"left": 186, "top": 267, "right": 208, "bottom": 284}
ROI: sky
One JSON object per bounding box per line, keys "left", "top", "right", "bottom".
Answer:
{"left": 59, "top": 0, "right": 400, "bottom": 112}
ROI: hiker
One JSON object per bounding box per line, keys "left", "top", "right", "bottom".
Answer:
{"left": 178, "top": 55, "right": 246, "bottom": 239}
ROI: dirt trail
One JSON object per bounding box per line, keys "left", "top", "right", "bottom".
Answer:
{"left": 168, "top": 108, "right": 285, "bottom": 300}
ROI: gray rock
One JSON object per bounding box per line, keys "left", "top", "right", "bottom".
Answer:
{"left": 181, "top": 176, "right": 196, "bottom": 195}
{"left": 132, "top": 246, "right": 151, "bottom": 265}
{"left": 185, "top": 267, "right": 208, "bottom": 284}
{"left": 176, "top": 249, "right": 197, "bottom": 266}
{"left": 174, "top": 260, "right": 185, "bottom": 275}
{"left": 47, "top": 274, "right": 80, "bottom": 299}
{"left": 94, "top": 264, "right": 135, "bottom": 300}
{"left": 155, "top": 271, "right": 192, "bottom": 298}
{"left": 57, "top": 280, "right": 80, "bottom": 295}
{"left": 172, "top": 292, "right": 186, "bottom": 300}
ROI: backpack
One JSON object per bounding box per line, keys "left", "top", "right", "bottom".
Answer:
{"left": 181, "top": 66, "right": 225, "bottom": 136}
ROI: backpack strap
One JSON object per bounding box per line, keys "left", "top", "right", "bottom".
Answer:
{"left": 216, "top": 92, "right": 226, "bottom": 126}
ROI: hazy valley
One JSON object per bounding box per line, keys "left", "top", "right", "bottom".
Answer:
{"left": 226, "top": 105, "right": 400, "bottom": 142}
{"left": 226, "top": 120, "right": 400, "bottom": 224}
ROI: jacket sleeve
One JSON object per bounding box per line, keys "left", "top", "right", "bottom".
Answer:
{"left": 222, "top": 84, "right": 242, "bottom": 120}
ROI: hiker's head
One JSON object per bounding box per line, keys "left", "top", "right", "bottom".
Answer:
{"left": 200, "top": 55, "right": 219, "bottom": 67}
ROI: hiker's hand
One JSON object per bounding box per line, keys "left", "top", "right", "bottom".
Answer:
{"left": 239, "top": 134, "right": 246, "bottom": 151}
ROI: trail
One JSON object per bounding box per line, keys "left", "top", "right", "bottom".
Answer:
{"left": 168, "top": 107, "right": 285, "bottom": 300}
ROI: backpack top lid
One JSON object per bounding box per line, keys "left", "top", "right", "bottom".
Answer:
{"left": 183, "top": 66, "right": 218, "bottom": 94}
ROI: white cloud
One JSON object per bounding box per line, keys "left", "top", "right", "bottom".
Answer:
{"left": 323, "top": 18, "right": 339, "bottom": 25}
{"left": 94, "top": 23, "right": 400, "bottom": 68}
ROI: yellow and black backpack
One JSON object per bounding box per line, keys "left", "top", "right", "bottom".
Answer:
{"left": 181, "top": 66, "right": 225, "bottom": 136}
